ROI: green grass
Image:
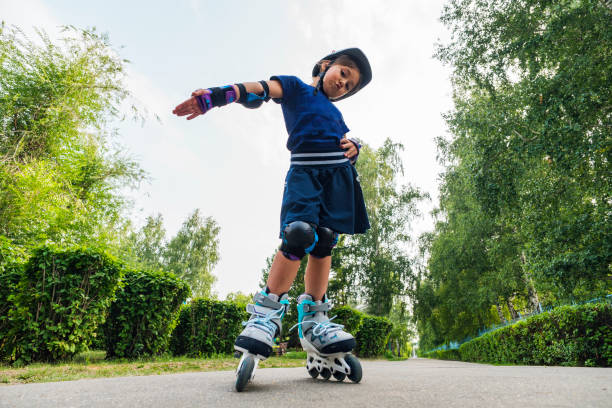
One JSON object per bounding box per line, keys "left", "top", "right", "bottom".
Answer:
{"left": 0, "top": 349, "right": 401, "bottom": 385}
{"left": 0, "top": 350, "right": 307, "bottom": 385}
{"left": 283, "top": 351, "right": 307, "bottom": 359}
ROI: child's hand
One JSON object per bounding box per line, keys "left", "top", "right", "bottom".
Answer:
{"left": 340, "top": 138, "right": 358, "bottom": 159}
{"left": 172, "top": 89, "right": 210, "bottom": 120}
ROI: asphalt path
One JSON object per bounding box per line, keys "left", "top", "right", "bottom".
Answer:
{"left": 1, "top": 358, "right": 610, "bottom": 407}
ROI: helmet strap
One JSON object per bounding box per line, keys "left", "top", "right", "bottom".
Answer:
{"left": 313, "top": 66, "right": 330, "bottom": 96}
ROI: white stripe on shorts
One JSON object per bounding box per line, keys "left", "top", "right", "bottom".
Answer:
{"left": 291, "top": 152, "right": 345, "bottom": 158}
{"left": 291, "top": 158, "right": 349, "bottom": 165}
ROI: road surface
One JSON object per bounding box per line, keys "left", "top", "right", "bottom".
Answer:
{"left": 1, "top": 358, "right": 610, "bottom": 407}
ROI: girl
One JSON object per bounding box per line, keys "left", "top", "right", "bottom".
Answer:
{"left": 172, "top": 48, "right": 372, "bottom": 385}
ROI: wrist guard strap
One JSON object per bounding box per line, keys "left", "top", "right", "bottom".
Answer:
{"left": 236, "top": 81, "right": 271, "bottom": 109}
{"left": 195, "top": 85, "right": 236, "bottom": 114}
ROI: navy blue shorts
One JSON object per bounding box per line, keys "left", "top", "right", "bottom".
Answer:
{"left": 279, "top": 153, "right": 370, "bottom": 236}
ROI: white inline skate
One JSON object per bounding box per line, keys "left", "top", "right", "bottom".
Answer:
{"left": 234, "top": 291, "right": 289, "bottom": 392}
{"left": 293, "top": 294, "right": 362, "bottom": 383}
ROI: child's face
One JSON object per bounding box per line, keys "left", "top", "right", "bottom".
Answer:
{"left": 322, "top": 63, "right": 361, "bottom": 100}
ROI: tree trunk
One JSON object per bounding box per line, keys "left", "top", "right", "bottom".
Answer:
{"left": 496, "top": 303, "right": 507, "bottom": 324}
{"left": 521, "top": 251, "right": 541, "bottom": 313}
{"left": 507, "top": 299, "right": 519, "bottom": 320}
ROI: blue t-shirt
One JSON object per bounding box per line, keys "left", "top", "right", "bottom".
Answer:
{"left": 271, "top": 75, "right": 350, "bottom": 153}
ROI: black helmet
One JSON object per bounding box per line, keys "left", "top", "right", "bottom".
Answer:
{"left": 312, "top": 48, "right": 372, "bottom": 101}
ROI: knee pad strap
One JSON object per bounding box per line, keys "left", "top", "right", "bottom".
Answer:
{"left": 310, "top": 227, "right": 339, "bottom": 258}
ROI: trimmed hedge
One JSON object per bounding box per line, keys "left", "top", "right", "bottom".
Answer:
{"left": 459, "top": 302, "right": 611, "bottom": 367}
{"left": 332, "top": 305, "right": 364, "bottom": 335}
{"left": 2, "top": 245, "right": 122, "bottom": 364}
{"left": 103, "top": 269, "right": 190, "bottom": 358}
{"left": 170, "top": 298, "right": 247, "bottom": 357}
{"left": 330, "top": 306, "right": 394, "bottom": 357}
{"left": 0, "top": 237, "right": 27, "bottom": 359}
{"left": 421, "top": 349, "right": 461, "bottom": 360}
{"left": 421, "top": 303, "right": 611, "bottom": 367}
{"left": 355, "top": 315, "right": 393, "bottom": 357}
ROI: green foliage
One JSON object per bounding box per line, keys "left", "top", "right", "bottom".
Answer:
{"left": 355, "top": 315, "right": 393, "bottom": 357}
{"left": 459, "top": 303, "right": 612, "bottom": 367}
{"left": 387, "top": 299, "right": 415, "bottom": 357}
{"left": 0, "top": 24, "right": 145, "bottom": 249}
{"left": 332, "top": 305, "right": 364, "bottom": 335}
{"left": 225, "top": 291, "right": 254, "bottom": 307}
{"left": 284, "top": 350, "right": 307, "bottom": 359}
{"left": 333, "top": 305, "right": 406, "bottom": 358}
{"left": 0, "top": 236, "right": 27, "bottom": 301}
{"left": 103, "top": 269, "right": 189, "bottom": 359}
{"left": 421, "top": 349, "right": 461, "bottom": 361}
{"left": 1, "top": 245, "right": 122, "bottom": 364}
{"left": 0, "top": 235, "right": 27, "bottom": 267}
{"left": 331, "top": 140, "right": 426, "bottom": 316}
{"left": 89, "top": 322, "right": 106, "bottom": 351}
{"left": 417, "top": 0, "right": 611, "bottom": 350}
{"left": 169, "top": 298, "right": 247, "bottom": 357}
{"left": 121, "top": 211, "right": 221, "bottom": 298}
{"left": 163, "top": 210, "right": 219, "bottom": 298}
{"left": 123, "top": 214, "right": 166, "bottom": 270}
{"left": 0, "top": 236, "right": 26, "bottom": 357}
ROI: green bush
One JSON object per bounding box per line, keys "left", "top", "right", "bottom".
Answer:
{"left": 170, "top": 298, "right": 247, "bottom": 357}
{"left": 332, "top": 307, "right": 397, "bottom": 358}
{"left": 89, "top": 321, "right": 106, "bottom": 351}
{"left": 355, "top": 315, "right": 393, "bottom": 357}
{"left": 0, "top": 237, "right": 27, "bottom": 360}
{"left": 458, "top": 302, "right": 612, "bottom": 367}
{"left": 2, "top": 245, "right": 122, "bottom": 364}
{"left": 103, "top": 269, "right": 189, "bottom": 358}
{"left": 332, "top": 305, "right": 364, "bottom": 335}
{"left": 422, "top": 349, "right": 461, "bottom": 360}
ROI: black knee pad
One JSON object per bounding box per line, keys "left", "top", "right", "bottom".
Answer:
{"left": 280, "top": 221, "right": 318, "bottom": 260}
{"left": 310, "top": 227, "right": 339, "bottom": 258}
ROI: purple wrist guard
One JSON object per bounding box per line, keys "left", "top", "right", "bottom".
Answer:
{"left": 348, "top": 137, "right": 361, "bottom": 164}
{"left": 195, "top": 85, "right": 236, "bottom": 114}
{"left": 195, "top": 93, "right": 213, "bottom": 114}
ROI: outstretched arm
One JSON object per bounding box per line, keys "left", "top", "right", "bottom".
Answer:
{"left": 172, "top": 80, "right": 283, "bottom": 120}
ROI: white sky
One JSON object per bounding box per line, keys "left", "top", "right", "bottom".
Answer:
{"left": 1, "top": 0, "right": 453, "bottom": 298}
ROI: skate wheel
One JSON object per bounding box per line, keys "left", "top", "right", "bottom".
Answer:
{"left": 308, "top": 367, "right": 319, "bottom": 379}
{"left": 332, "top": 371, "right": 346, "bottom": 381}
{"left": 319, "top": 368, "right": 332, "bottom": 380}
{"left": 235, "top": 355, "right": 255, "bottom": 392}
{"left": 345, "top": 354, "right": 362, "bottom": 383}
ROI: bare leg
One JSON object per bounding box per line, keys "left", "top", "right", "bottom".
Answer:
{"left": 304, "top": 255, "right": 331, "bottom": 301}
{"left": 266, "top": 250, "right": 301, "bottom": 294}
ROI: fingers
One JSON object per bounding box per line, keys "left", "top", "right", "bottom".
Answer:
{"left": 340, "top": 139, "right": 356, "bottom": 158}
{"left": 172, "top": 97, "right": 203, "bottom": 118}
{"left": 172, "top": 99, "right": 192, "bottom": 115}
{"left": 172, "top": 89, "right": 211, "bottom": 119}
